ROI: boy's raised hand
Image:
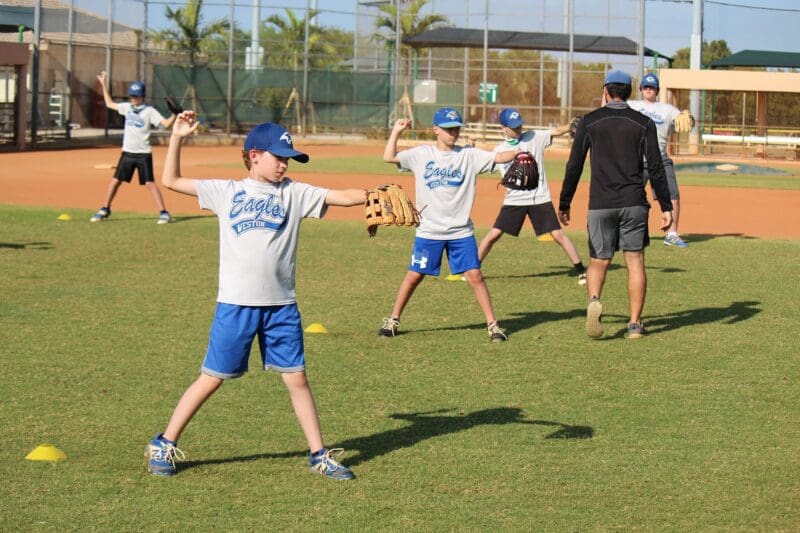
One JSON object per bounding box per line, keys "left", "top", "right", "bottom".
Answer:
{"left": 393, "top": 118, "right": 412, "bottom": 132}
{"left": 96, "top": 71, "right": 106, "bottom": 86}
{"left": 172, "top": 111, "right": 200, "bottom": 138}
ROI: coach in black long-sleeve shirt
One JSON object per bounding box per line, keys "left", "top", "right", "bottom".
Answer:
{"left": 558, "top": 70, "right": 673, "bottom": 340}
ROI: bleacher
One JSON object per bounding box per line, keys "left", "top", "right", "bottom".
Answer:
{"left": 701, "top": 128, "right": 800, "bottom": 159}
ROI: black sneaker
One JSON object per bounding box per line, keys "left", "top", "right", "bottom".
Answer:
{"left": 487, "top": 321, "right": 507, "bottom": 342}
{"left": 378, "top": 317, "right": 399, "bottom": 337}
{"left": 90, "top": 207, "right": 110, "bottom": 222}
{"left": 626, "top": 322, "right": 648, "bottom": 339}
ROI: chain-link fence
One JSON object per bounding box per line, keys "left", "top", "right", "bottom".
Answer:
{"left": 1, "top": 0, "right": 798, "bottom": 150}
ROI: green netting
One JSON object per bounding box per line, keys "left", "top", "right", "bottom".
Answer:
{"left": 151, "top": 64, "right": 394, "bottom": 131}
{"left": 150, "top": 65, "right": 463, "bottom": 132}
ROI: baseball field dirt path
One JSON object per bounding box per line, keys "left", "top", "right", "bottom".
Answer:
{"left": 1, "top": 142, "right": 798, "bottom": 239}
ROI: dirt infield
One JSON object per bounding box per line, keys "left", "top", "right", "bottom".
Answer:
{"left": 1, "top": 142, "right": 798, "bottom": 239}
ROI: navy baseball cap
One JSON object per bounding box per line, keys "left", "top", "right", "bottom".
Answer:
{"left": 244, "top": 123, "right": 309, "bottom": 163}
{"left": 433, "top": 107, "right": 465, "bottom": 128}
{"left": 640, "top": 72, "right": 660, "bottom": 89}
{"left": 499, "top": 108, "right": 524, "bottom": 128}
{"left": 128, "top": 81, "right": 145, "bottom": 97}
{"left": 604, "top": 70, "right": 632, "bottom": 86}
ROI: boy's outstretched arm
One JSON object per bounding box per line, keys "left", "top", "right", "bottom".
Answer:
{"left": 325, "top": 188, "right": 367, "bottom": 207}
{"left": 162, "top": 111, "right": 201, "bottom": 197}
{"left": 494, "top": 150, "right": 517, "bottom": 164}
{"left": 383, "top": 118, "right": 411, "bottom": 164}
{"left": 96, "top": 71, "right": 119, "bottom": 111}
{"left": 549, "top": 122, "right": 571, "bottom": 137}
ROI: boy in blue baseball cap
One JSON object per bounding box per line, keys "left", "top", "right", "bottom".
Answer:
{"left": 628, "top": 72, "right": 691, "bottom": 247}
{"left": 90, "top": 71, "right": 177, "bottom": 224}
{"left": 377, "top": 108, "right": 517, "bottom": 341}
{"left": 146, "top": 112, "right": 367, "bottom": 479}
{"left": 478, "top": 108, "right": 587, "bottom": 285}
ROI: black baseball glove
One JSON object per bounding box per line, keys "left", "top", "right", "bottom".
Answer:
{"left": 164, "top": 96, "right": 184, "bottom": 115}
{"left": 569, "top": 115, "right": 583, "bottom": 138}
{"left": 500, "top": 151, "right": 539, "bottom": 191}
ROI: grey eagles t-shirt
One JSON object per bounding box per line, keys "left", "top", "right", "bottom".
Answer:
{"left": 397, "top": 145, "right": 495, "bottom": 240}
{"left": 196, "top": 177, "right": 329, "bottom": 306}
{"left": 116, "top": 102, "right": 165, "bottom": 154}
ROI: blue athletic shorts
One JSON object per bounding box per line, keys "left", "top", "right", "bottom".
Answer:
{"left": 409, "top": 236, "right": 481, "bottom": 276}
{"left": 201, "top": 302, "right": 305, "bottom": 379}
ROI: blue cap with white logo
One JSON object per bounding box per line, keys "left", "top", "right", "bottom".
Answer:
{"left": 128, "top": 81, "right": 145, "bottom": 97}
{"left": 499, "top": 108, "right": 524, "bottom": 128}
{"left": 244, "top": 123, "right": 309, "bottom": 163}
{"left": 640, "top": 72, "right": 660, "bottom": 89}
{"left": 433, "top": 107, "right": 465, "bottom": 128}
{"left": 604, "top": 70, "right": 632, "bottom": 86}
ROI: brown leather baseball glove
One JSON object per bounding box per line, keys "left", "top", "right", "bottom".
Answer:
{"left": 364, "top": 184, "right": 420, "bottom": 237}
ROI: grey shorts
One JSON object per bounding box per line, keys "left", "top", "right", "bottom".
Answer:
{"left": 644, "top": 159, "right": 679, "bottom": 200}
{"left": 587, "top": 205, "right": 650, "bottom": 259}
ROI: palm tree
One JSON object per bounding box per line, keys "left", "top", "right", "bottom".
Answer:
{"left": 147, "top": 0, "right": 229, "bottom": 112}
{"left": 264, "top": 8, "right": 340, "bottom": 71}
{"left": 373, "top": 0, "right": 448, "bottom": 82}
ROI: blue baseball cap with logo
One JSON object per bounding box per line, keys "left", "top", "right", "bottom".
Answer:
{"left": 244, "top": 123, "right": 309, "bottom": 163}
{"left": 499, "top": 108, "right": 524, "bottom": 128}
{"left": 640, "top": 72, "right": 660, "bottom": 89}
{"left": 433, "top": 107, "right": 465, "bottom": 128}
{"left": 128, "top": 81, "right": 145, "bottom": 97}
{"left": 604, "top": 70, "right": 632, "bottom": 86}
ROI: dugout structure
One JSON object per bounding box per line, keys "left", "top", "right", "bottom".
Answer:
{"left": 660, "top": 67, "right": 800, "bottom": 158}
{"left": 0, "top": 43, "right": 29, "bottom": 150}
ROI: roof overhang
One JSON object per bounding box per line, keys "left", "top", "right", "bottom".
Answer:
{"left": 403, "top": 27, "right": 671, "bottom": 63}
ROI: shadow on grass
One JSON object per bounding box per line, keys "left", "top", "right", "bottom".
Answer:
{"left": 596, "top": 300, "right": 762, "bottom": 340}
{"left": 178, "top": 407, "right": 592, "bottom": 471}
{"left": 0, "top": 241, "right": 53, "bottom": 250}
{"left": 487, "top": 262, "right": 684, "bottom": 281}
{"left": 682, "top": 233, "right": 757, "bottom": 243}
{"left": 414, "top": 308, "right": 584, "bottom": 336}
{"left": 100, "top": 214, "right": 215, "bottom": 224}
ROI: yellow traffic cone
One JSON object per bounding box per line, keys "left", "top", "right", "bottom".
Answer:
{"left": 304, "top": 323, "right": 329, "bottom": 334}
{"left": 57, "top": 213, "right": 72, "bottom": 221}
{"left": 25, "top": 444, "right": 67, "bottom": 462}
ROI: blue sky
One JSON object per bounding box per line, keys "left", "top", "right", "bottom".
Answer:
{"left": 93, "top": 0, "right": 799, "bottom": 59}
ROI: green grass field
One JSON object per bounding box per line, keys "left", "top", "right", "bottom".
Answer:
{"left": 1, "top": 205, "right": 799, "bottom": 530}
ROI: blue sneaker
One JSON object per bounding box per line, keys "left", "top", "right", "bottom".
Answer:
{"left": 663, "top": 234, "right": 688, "bottom": 248}
{"left": 144, "top": 433, "right": 185, "bottom": 476}
{"left": 157, "top": 211, "right": 172, "bottom": 225}
{"left": 309, "top": 448, "right": 355, "bottom": 480}
{"left": 90, "top": 207, "right": 110, "bottom": 222}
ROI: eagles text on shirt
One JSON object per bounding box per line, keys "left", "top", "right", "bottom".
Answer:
{"left": 423, "top": 161, "right": 465, "bottom": 189}
{"left": 229, "top": 190, "right": 287, "bottom": 234}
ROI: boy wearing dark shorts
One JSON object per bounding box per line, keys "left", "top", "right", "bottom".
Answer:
{"left": 478, "top": 108, "right": 587, "bottom": 286}
{"left": 90, "top": 70, "right": 176, "bottom": 224}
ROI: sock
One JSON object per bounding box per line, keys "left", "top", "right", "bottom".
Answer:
{"left": 311, "top": 448, "right": 326, "bottom": 457}
{"left": 156, "top": 433, "right": 177, "bottom": 446}
{"left": 573, "top": 262, "right": 585, "bottom": 275}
